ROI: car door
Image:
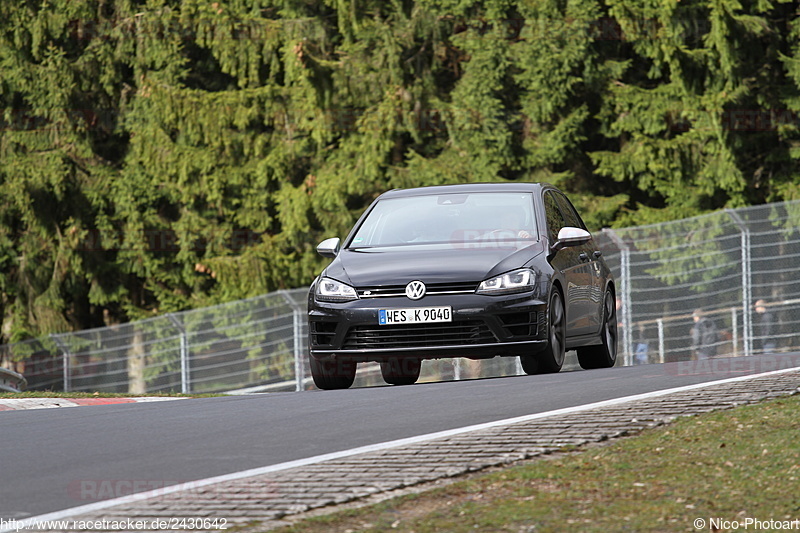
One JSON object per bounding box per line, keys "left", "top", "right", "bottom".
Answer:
{"left": 543, "top": 191, "right": 596, "bottom": 337}
{"left": 553, "top": 192, "right": 604, "bottom": 334}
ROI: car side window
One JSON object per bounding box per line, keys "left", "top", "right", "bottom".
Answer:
{"left": 554, "top": 193, "right": 587, "bottom": 231}
{"left": 543, "top": 192, "right": 566, "bottom": 243}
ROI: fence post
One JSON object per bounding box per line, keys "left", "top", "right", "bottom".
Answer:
{"left": 51, "top": 334, "right": 71, "bottom": 392}
{"left": 167, "top": 314, "right": 190, "bottom": 394}
{"left": 727, "top": 210, "right": 753, "bottom": 357}
{"left": 602, "top": 229, "right": 632, "bottom": 365}
{"left": 656, "top": 318, "right": 665, "bottom": 364}
{"left": 279, "top": 291, "right": 305, "bottom": 392}
{"left": 731, "top": 308, "right": 738, "bottom": 357}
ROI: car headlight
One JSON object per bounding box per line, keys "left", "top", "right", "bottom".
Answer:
{"left": 477, "top": 269, "right": 536, "bottom": 295}
{"left": 315, "top": 277, "right": 359, "bottom": 302}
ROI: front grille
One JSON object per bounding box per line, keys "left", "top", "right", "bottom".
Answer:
{"left": 357, "top": 282, "right": 477, "bottom": 299}
{"left": 342, "top": 320, "right": 496, "bottom": 350}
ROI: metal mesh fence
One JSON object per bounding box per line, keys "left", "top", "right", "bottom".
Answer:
{"left": 595, "top": 201, "right": 800, "bottom": 365}
{"left": 1, "top": 201, "right": 798, "bottom": 393}
{"left": 0, "top": 289, "right": 309, "bottom": 394}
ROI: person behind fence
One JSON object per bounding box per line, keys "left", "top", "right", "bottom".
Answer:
{"left": 754, "top": 299, "right": 776, "bottom": 354}
{"left": 690, "top": 309, "right": 718, "bottom": 360}
{"left": 634, "top": 323, "right": 649, "bottom": 365}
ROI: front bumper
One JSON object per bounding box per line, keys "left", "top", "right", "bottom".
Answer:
{"left": 308, "top": 291, "right": 548, "bottom": 363}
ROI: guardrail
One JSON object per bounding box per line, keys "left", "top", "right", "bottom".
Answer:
{"left": 0, "top": 368, "right": 27, "bottom": 393}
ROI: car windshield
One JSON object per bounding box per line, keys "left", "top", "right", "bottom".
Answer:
{"left": 348, "top": 192, "right": 538, "bottom": 248}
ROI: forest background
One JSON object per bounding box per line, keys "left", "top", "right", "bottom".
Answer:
{"left": 1, "top": 0, "right": 800, "bottom": 343}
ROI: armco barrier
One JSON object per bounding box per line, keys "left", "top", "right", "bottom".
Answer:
{"left": 0, "top": 368, "right": 27, "bottom": 393}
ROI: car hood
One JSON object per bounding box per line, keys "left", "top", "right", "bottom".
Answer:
{"left": 323, "top": 242, "right": 546, "bottom": 286}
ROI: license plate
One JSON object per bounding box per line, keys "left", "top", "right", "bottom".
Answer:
{"left": 379, "top": 306, "right": 452, "bottom": 325}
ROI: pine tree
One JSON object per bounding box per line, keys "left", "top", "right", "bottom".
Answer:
{"left": 2, "top": 0, "right": 800, "bottom": 342}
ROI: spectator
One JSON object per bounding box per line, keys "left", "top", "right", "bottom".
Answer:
{"left": 754, "top": 299, "right": 776, "bottom": 354}
{"left": 634, "top": 323, "right": 649, "bottom": 365}
{"left": 690, "top": 309, "right": 718, "bottom": 360}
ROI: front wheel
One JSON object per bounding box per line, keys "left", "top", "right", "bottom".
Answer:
{"left": 310, "top": 357, "right": 356, "bottom": 390}
{"left": 577, "top": 289, "right": 618, "bottom": 369}
{"left": 520, "top": 288, "right": 565, "bottom": 375}
{"left": 380, "top": 358, "right": 421, "bottom": 386}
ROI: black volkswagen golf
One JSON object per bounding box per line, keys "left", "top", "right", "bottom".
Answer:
{"left": 308, "top": 183, "right": 617, "bottom": 389}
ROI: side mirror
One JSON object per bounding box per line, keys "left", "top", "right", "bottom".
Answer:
{"left": 317, "top": 237, "right": 341, "bottom": 258}
{"left": 552, "top": 227, "right": 591, "bottom": 252}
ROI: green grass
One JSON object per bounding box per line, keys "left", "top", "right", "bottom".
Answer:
{"left": 269, "top": 394, "right": 800, "bottom": 533}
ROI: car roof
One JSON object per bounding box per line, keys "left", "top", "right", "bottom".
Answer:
{"left": 377, "top": 182, "right": 552, "bottom": 199}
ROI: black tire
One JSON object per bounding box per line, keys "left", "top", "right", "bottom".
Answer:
{"left": 577, "top": 288, "right": 618, "bottom": 369}
{"left": 310, "top": 357, "right": 356, "bottom": 390}
{"left": 520, "top": 288, "right": 565, "bottom": 375}
{"left": 380, "top": 358, "right": 421, "bottom": 386}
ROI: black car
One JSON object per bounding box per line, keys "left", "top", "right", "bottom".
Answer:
{"left": 308, "top": 183, "right": 617, "bottom": 389}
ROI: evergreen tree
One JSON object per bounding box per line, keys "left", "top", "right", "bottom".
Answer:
{"left": 1, "top": 0, "right": 799, "bottom": 341}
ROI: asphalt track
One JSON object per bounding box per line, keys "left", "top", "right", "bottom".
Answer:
{"left": 2, "top": 352, "right": 799, "bottom": 521}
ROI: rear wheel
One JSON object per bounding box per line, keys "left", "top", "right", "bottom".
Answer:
{"left": 520, "top": 288, "right": 565, "bottom": 375}
{"left": 380, "top": 358, "right": 421, "bottom": 386}
{"left": 577, "top": 289, "right": 618, "bottom": 369}
{"left": 310, "top": 357, "right": 356, "bottom": 390}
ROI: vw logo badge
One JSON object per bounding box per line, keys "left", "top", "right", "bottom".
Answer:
{"left": 405, "top": 280, "right": 426, "bottom": 300}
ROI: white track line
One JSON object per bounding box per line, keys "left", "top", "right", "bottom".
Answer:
{"left": 6, "top": 365, "right": 800, "bottom": 531}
